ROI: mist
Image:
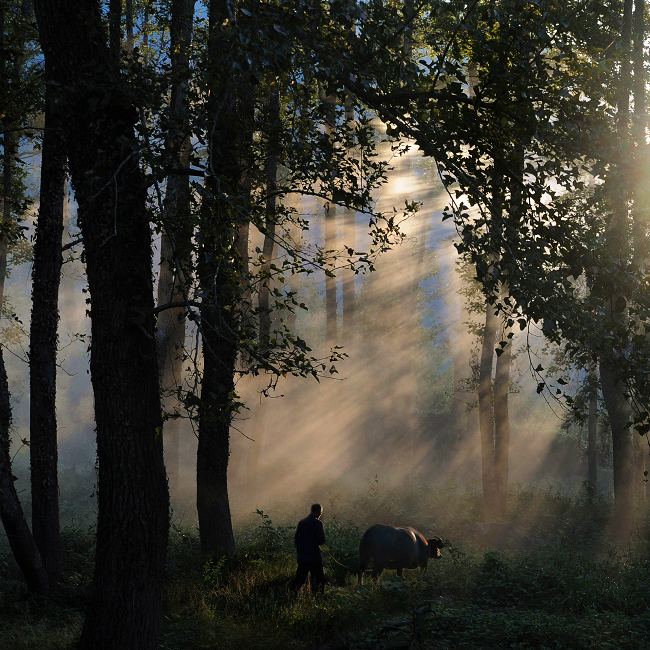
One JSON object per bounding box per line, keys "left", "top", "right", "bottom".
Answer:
{"left": 0, "top": 134, "right": 604, "bottom": 536}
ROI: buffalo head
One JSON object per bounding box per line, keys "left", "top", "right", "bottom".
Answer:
{"left": 427, "top": 536, "right": 445, "bottom": 558}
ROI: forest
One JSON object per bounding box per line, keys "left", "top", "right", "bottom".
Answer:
{"left": 1, "top": 0, "right": 650, "bottom": 648}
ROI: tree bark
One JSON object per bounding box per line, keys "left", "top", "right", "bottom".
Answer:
{"left": 0, "top": 0, "right": 49, "bottom": 595}
{"left": 29, "top": 73, "right": 66, "bottom": 585}
{"left": 109, "top": 0, "right": 121, "bottom": 69}
{"left": 323, "top": 81, "right": 338, "bottom": 343}
{"left": 632, "top": 0, "right": 648, "bottom": 260}
{"left": 601, "top": 363, "right": 634, "bottom": 528}
{"left": 478, "top": 300, "right": 498, "bottom": 518}
{"left": 587, "top": 366, "right": 599, "bottom": 494}
{"left": 341, "top": 208, "right": 356, "bottom": 339}
{"left": 34, "top": 2, "right": 169, "bottom": 647}
{"left": 259, "top": 82, "right": 280, "bottom": 350}
{"left": 157, "top": 0, "right": 195, "bottom": 492}
{"left": 196, "top": 0, "right": 244, "bottom": 558}
{"left": 600, "top": 0, "right": 635, "bottom": 536}
{"left": 125, "top": 0, "right": 134, "bottom": 51}
{"left": 493, "top": 331, "right": 512, "bottom": 517}
{"left": 0, "top": 349, "right": 49, "bottom": 594}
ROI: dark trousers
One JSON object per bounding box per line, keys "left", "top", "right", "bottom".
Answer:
{"left": 293, "top": 559, "right": 325, "bottom": 593}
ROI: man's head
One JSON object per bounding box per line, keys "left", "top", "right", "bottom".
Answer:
{"left": 310, "top": 503, "right": 323, "bottom": 519}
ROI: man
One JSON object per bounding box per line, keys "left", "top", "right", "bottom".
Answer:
{"left": 293, "top": 503, "right": 326, "bottom": 593}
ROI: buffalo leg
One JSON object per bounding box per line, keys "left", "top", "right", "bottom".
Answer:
{"left": 396, "top": 568, "right": 403, "bottom": 577}
{"left": 371, "top": 568, "right": 383, "bottom": 581}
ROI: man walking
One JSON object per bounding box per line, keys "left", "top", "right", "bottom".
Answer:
{"left": 293, "top": 503, "right": 326, "bottom": 593}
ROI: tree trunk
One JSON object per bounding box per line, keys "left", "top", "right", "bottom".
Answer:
{"left": 600, "top": 0, "right": 635, "bottom": 536}
{"left": 0, "top": 349, "right": 49, "bottom": 594}
{"left": 196, "top": 0, "right": 244, "bottom": 558}
{"left": 143, "top": 0, "right": 150, "bottom": 46}
{"left": 341, "top": 209, "right": 356, "bottom": 339}
{"left": 259, "top": 82, "right": 280, "bottom": 350}
{"left": 587, "top": 367, "right": 599, "bottom": 494}
{"left": 35, "top": 2, "right": 169, "bottom": 647}
{"left": 478, "top": 300, "right": 498, "bottom": 518}
{"left": 601, "top": 363, "right": 634, "bottom": 530}
{"left": 632, "top": 0, "right": 649, "bottom": 506}
{"left": 29, "top": 74, "right": 65, "bottom": 585}
{"left": 0, "top": 0, "right": 49, "bottom": 595}
{"left": 632, "top": 0, "right": 648, "bottom": 264}
{"left": 157, "top": 0, "right": 195, "bottom": 494}
{"left": 109, "top": 0, "right": 121, "bottom": 69}
{"left": 450, "top": 256, "right": 467, "bottom": 453}
{"left": 125, "top": 0, "right": 134, "bottom": 50}
{"left": 493, "top": 331, "right": 512, "bottom": 517}
{"left": 323, "top": 82, "right": 338, "bottom": 343}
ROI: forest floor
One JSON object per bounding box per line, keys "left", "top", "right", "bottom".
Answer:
{"left": 2, "top": 486, "right": 650, "bottom": 649}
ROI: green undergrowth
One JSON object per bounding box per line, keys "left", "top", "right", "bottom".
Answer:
{"left": 2, "top": 488, "right": 650, "bottom": 649}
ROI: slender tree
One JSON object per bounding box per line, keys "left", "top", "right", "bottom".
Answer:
{"left": 587, "top": 367, "right": 599, "bottom": 493}
{"left": 157, "top": 0, "right": 195, "bottom": 491}
{"left": 478, "top": 303, "right": 498, "bottom": 516}
{"left": 34, "top": 1, "right": 169, "bottom": 646}
{"left": 29, "top": 62, "right": 66, "bottom": 586}
{"left": 493, "top": 326, "right": 512, "bottom": 514}
{"left": 322, "top": 80, "right": 338, "bottom": 343}
{"left": 259, "top": 80, "right": 281, "bottom": 350}
{"left": 0, "top": 0, "right": 49, "bottom": 595}
{"left": 600, "top": 0, "right": 635, "bottom": 534}
{"left": 109, "top": 0, "right": 121, "bottom": 68}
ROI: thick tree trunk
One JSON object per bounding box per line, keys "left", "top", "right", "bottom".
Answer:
{"left": 157, "top": 0, "right": 195, "bottom": 492}
{"left": 35, "top": 2, "right": 169, "bottom": 647}
{"left": 29, "top": 76, "right": 65, "bottom": 585}
{"left": 478, "top": 300, "right": 498, "bottom": 518}
{"left": 493, "top": 332, "right": 512, "bottom": 517}
{"left": 196, "top": 302, "right": 237, "bottom": 557}
{"left": 195, "top": 0, "right": 244, "bottom": 558}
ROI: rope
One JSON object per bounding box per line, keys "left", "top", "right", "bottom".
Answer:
{"left": 324, "top": 550, "right": 357, "bottom": 571}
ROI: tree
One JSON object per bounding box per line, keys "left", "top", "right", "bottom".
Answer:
{"left": 34, "top": 1, "right": 169, "bottom": 646}
{"left": 322, "top": 80, "right": 339, "bottom": 343}
{"left": 189, "top": 0, "right": 409, "bottom": 555}
{"left": 29, "top": 50, "right": 66, "bottom": 586}
{"left": 587, "top": 367, "right": 599, "bottom": 494}
{"left": 156, "top": 0, "right": 195, "bottom": 492}
{"left": 0, "top": 0, "right": 49, "bottom": 595}
{"left": 195, "top": 0, "right": 244, "bottom": 557}
{"left": 259, "top": 80, "right": 281, "bottom": 350}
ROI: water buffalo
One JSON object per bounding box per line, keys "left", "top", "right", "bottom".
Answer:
{"left": 358, "top": 524, "right": 444, "bottom": 583}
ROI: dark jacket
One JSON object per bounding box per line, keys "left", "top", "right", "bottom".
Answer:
{"left": 295, "top": 514, "right": 326, "bottom": 563}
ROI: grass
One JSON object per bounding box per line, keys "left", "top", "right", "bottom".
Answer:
{"left": 2, "top": 486, "right": 650, "bottom": 649}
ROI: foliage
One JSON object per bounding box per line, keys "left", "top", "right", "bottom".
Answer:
{"left": 276, "top": 0, "right": 650, "bottom": 427}
{"left": 3, "top": 487, "right": 650, "bottom": 648}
